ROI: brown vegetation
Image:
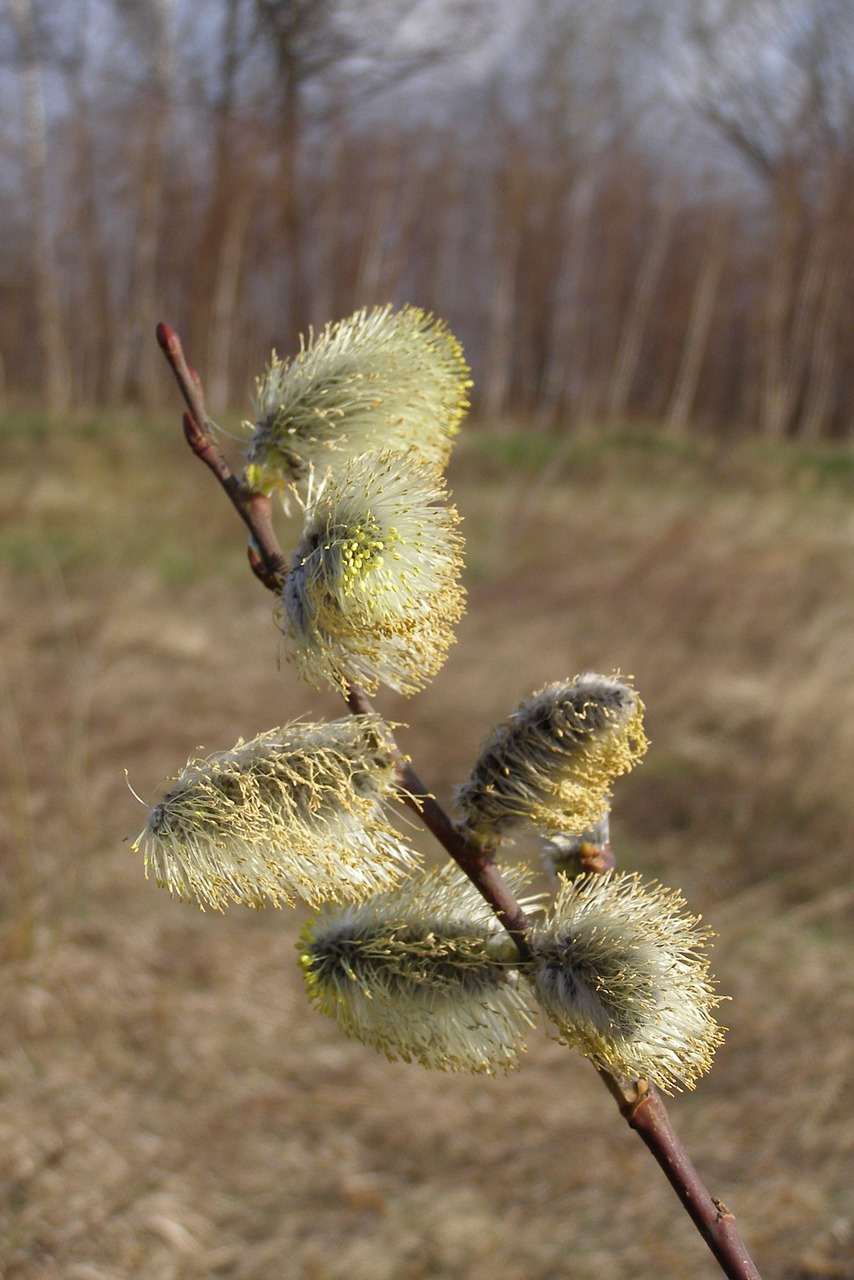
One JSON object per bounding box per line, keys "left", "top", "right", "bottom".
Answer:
{"left": 3, "top": 1, "right": 854, "bottom": 439}
{"left": 1, "top": 416, "right": 852, "bottom": 1278}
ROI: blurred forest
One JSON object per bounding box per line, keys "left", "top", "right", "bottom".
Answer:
{"left": 2, "top": 0, "right": 854, "bottom": 438}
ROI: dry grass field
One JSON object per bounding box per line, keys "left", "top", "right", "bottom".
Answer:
{"left": 1, "top": 414, "right": 853, "bottom": 1279}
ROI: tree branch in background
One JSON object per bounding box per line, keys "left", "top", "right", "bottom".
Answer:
{"left": 157, "top": 322, "right": 763, "bottom": 1280}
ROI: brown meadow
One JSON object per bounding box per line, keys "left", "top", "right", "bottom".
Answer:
{"left": 1, "top": 418, "right": 852, "bottom": 1279}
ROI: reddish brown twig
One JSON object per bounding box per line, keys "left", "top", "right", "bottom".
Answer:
{"left": 156, "top": 322, "right": 288, "bottom": 589}
{"left": 156, "top": 321, "right": 762, "bottom": 1280}
{"left": 600, "top": 1073, "right": 762, "bottom": 1279}
{"left": 345, "top": 682, "right": 534, "bottom": 957}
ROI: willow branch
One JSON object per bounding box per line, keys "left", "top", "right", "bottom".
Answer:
{"left": 600, "top": 1074, "right": 762, "bottom": 1279}
{"left": 344, "top": 682, "right": 533, "bottom": 958}
{"left": 156, "top": 321, "right": 761, "bottom": 1280}
{"left": 156, "top": 322, "right": 288, "bottom": 589}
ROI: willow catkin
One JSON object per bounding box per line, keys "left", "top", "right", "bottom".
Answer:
{"left": 282, "top": 451, "right": 465, "bottom": 695}
{"left": 300, "top": 863, "right": 536, "bottom": 1073}
{"left": 456, "top": 674, "right": 648, "bottom": 842}
{"left": 530, "top": 872, "right": 725, "bottom": 1092}
{"left": 243, "top": 305, "right": 471, "bottom": 499}
{"left": 134, "top": 717, "right": 415, "bottom": 910}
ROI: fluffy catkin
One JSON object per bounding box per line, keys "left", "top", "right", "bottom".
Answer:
{"left": 281, "top": 451, "right": 465, "bottom": 695}
{"left": 530, "top": 872, "right": 725, "bottom": 1092}
{"left": 300, "top": 864, "right": 536, "bottom": 1073}
{"left": 135, "top": 717, "right": 416, "bottom": 910}
{"left": 455, "top": 674, "right": 647, "bottom": 842}
{"left": 243, "top": 305, "right": 471, "bottom": 499}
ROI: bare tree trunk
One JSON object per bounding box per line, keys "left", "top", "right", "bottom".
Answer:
{"left": 667, "top": 206, "right": 730, "bottom": 434}
{"left": 66, "top": 45, "right": 113, "bottom": 406}
{"left": 309, "top": 125, "right": 346, "bottom": 324}
{"left": 789, "top": 164, "right": 853, "bottom": 441}
{"left": 482, "top": 131, "right": 529, "bottom": 423}
{"left": 607, "top": 181, "right": 678, "bottom": 421}
{"left": 537, "top": 172, "right": 597, "bottom": 427}
{"left": 482, "top": 227, "right": 520, "bottom": 420}
{"left": 799, "top": 247, "right": 844, "bottom": 441}
{"left": 280, "top": 63, "right": 307, "bottom": 345}
{"left": 428, "top": 142, "right": 465, "bottom": 322}
{"left": 135, "top": 0, "right": 175, "bottom": 408}
{"left": 355, "top": 133, "right": 414, "bottom": 303}
{"left": 9, "top": 0, "right": 72, "bottom": 417}
{"left": 110, "top": 0, "right": 175, "bottom": 406}
{"left": 205, "top": 189, "right": 254, "bottom": 412}
{"left": 759, "top": 168, "right": 801, "bottom": 439}
{"left": 200, "top": 0, "right": 254, "bottom": 412}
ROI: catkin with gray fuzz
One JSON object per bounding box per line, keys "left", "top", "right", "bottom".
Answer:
{"left": 281, "top": 451, "right": 465, "bottom": 695}
{"left": 530, "top": 872, "right": 725, "bottom": 1092}
{"left": 455, "top": 673, "right": 647, "bottom": 842}
{"left": 134, "top": 717, "right": 416, "bottom": 910}
{"left": 300, "top": 864, "right": 536, "bottom": 1073}
{"left": 243, "top": 305, "right": 471, "bottom": 499}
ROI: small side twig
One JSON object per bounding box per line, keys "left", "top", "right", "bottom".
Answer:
{"left": 157, "top": 321, "right": 762, "bottom": 1280}
{"left": 156, "top": 322, "right": 288, "bottom": 589}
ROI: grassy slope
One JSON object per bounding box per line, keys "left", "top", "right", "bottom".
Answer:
{"left": 1, "top": 415, "right": 853, "bottom": 1279}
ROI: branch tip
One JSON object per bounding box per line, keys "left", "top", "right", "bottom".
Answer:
{"left": 156, "top": 320, "right": 180, "bottom": 356}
